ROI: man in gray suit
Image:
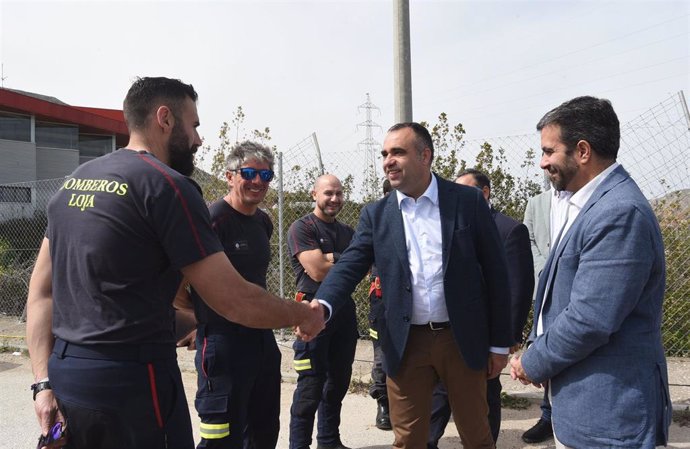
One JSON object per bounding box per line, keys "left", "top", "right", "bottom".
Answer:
{"left": 523, "top": 190, "right": 550, "bottom": 287}
{"left": 510, "top": 96, "right": 671, "bottom": 448}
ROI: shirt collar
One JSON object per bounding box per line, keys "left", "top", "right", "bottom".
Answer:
{"left": 570, "top": 162, "right": 619, "bottom": 209}
{"left": 396, "top": 172, "right": 438, "bottom": 208}
{"left": 553, "top": 189, "right": 573, "bottom": 199}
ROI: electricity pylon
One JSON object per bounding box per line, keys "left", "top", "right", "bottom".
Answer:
{"left": 357, "top": 93, "right": 382, "bottom": 201}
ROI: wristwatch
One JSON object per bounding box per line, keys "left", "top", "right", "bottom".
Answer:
{"left": 31, "top": 380, "right": 52, "bottom": 400}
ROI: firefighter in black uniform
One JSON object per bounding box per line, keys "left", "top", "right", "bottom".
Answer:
{"left": 287, "top": 174, "right": 358, "bottom": 449}
{"left": 25, "top": 77, "right": 325, "bottom": 449}
{"left": 176, "top": 141, "right": 281, "bottom": 448}
{"left": 367, "top": 179, "right": 392, "bottom": 431}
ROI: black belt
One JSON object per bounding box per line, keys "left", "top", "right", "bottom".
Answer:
{"left": 53, "top": 337, "right": 177, "bottom": 362}
{"left": 411, "top": 321, "right": 451, "bottom": 331}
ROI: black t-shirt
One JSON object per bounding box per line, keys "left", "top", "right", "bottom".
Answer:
{"left": 287, "top": 213, "right": 354, "bottom": 294}
{"left": 192, "top": 199, "right": 273, "bottom": 326}
{"left": 47, "top": 149, "right": 223, "bottom": 345}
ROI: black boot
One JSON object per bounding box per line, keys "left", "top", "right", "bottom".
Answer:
{"left": 376, "top": 397, "right": 392, "bottom": 430}
{"left": 316, "top": 443, "right": 352, "bottom": 449}
{"left": 521, "top": 418, "right": 553, "bottom": 443}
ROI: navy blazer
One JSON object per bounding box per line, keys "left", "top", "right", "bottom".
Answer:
{"left": 316, "top": 174, "right": 513, "bottom": 377}
{"left": 522, "top": 165, "right": 671, "bottom": 448}
{"left": 491, "top": 208, "right": 534, "bottom": 344}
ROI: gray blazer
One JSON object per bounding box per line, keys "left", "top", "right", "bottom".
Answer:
{"left": 521, "top": 165, "right": 671, "bottom": 448}
{"left": 523, "top": 189, "right": 551, "bottom": 285}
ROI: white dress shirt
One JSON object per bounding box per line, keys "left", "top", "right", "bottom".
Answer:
{"left": 550, "top": 189, "right": 573, "bottom": 245}
{"left": 397, "top": 175, "right": 507, "bottom": 354}
{"left": 396, "top": 175, "right": 447, "bottom": 324}
{"left": 537, "top": 162, "right": 620, "bottom": 336}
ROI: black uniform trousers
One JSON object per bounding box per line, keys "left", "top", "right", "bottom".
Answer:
{"left": 289, "top": 298, "right": 358, "bottom": 449}
{"left": 427, "top": 377, "right": 502, "bottom": 448}
{"left": 194, "top": 325, "right": 281, "bottom": 449}
{"left": 367, "top": 287, "right": 387, "bottom": 402}
{"left": 369, "top": 341, "right": 387, "bottom": 401}
{"left": 48, "top": 337, "right": 194, "bottom": 449}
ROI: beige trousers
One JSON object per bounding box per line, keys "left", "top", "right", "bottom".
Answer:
{"left": 386, "top": 326, "right": 495, "bottom": 449}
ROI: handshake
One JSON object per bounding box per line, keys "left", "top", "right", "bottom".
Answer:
{"left": 294, "top": 299, "right": 328, "bottom": 341}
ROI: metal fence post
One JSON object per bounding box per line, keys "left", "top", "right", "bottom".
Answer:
{"left": 277, "top": 151, "right": 286, "bottom": 340}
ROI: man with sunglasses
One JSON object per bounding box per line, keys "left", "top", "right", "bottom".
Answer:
{"left": 175, "top": 141, "right": 281, "bottom": 449}
{"left": 287, "top": 174, "right": 358, "bottom": 449}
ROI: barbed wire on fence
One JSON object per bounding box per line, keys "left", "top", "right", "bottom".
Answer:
{"left": 0, "top": 93, "right": 688, "bottom": 356}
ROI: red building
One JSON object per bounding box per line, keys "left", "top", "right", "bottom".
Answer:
{"left": 0, "top": 87, "right": 129, "bottom": 211}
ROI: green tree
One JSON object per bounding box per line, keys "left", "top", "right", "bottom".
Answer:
{"left": 420, "top": 112, "right": 465, "bottom": 180}
{"left": 472, "top": 142, "right": 542, "bottom": 220}
{"left": 420, "top": 113, "right": 542, "bottom": 220}
{"left": 196, "top": 106, "right": 275, "bottom": 179}
{"left": 0, "top": 212, "right": 48, "bottom": 315}
{"left": 654, "top": 189, "right": 690, "bottom": 357}
{"left": 193, "top": 106, "right": 276, "bottom": 201}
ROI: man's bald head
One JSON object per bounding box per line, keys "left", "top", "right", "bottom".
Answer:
{"left": 313, "top": 174, "right": 342, "bottom": 192}
{"left": 312, "top": 174, "right": 344, "bottom": 222}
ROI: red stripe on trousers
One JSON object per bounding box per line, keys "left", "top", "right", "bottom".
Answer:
{"left": 147, "top": 363, "right": 164, "bottom": 428}
{"left": 201, "top": 337, "right": 208, "bottom": 378}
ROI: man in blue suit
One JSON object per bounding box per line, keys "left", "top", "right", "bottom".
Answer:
{"left": 313, "top": 122, "right": 513, "bottom": 449}
{"left": 510, "top": 96, "right": 671, "bottom": 448}
{"left": 427, "top": 168, "right": 535, "bottom": 447}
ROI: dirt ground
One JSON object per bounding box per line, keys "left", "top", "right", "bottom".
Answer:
{"left": 1, "top": 315, "right": 689, "bottom": 448}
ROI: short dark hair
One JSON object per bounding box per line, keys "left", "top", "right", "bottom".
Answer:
{"left": 123, "top": 77, "right": 198, "bottom": 131}
{"left": 536, "top": 96, "right": 620, "bottom": 160}
{"left": 456, "top": 168, "right": 490, "bottom": 190}
{"left": 388, "top": 122, "right": 434, "bottom": 162}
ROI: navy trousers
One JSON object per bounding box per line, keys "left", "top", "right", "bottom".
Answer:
{"left": 541, "top": 386, "right": 552, "bottom": 422}
{"left": 48, "top": 338, "right": 193, "bottom": 449}
{"left": 367, "top": 289, "right": 387, "bottom": 402}
{"left": 289, "top": 300, "right": 358, "bottom": 449}
{"left": 369, "top": 342, "right": 387, "bottom": 401}
{"left": 194, "top": 326, "right": 281, "bottom": 449}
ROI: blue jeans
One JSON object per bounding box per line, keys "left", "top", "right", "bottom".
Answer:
{"left": 541, "top": 385, "right": 552, "bottom": 422}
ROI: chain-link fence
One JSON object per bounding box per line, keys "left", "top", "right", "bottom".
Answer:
{"left": 1, "top": 93, "right": 688, "bottom": 356}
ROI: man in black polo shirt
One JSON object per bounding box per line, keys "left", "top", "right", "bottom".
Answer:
{"left": 177, "top": 140, "right": 282, "bottom": 449}
{"left": 287, "top": 174, "right": 358, "bottom": 449}
{"left": 26, "top": 77, "right": 324, "bottom": 449}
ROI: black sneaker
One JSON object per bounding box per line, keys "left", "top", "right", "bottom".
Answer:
{"left": 521, "top": 418, "right": 554, "bottom": 443}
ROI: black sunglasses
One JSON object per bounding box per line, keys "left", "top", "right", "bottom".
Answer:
{"left": 233, "top": 167, "right": 274, "bottom": 182}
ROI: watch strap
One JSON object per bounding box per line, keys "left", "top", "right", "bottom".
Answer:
{"left": 31, "top": 380, "right": 52, "bottom": 400}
